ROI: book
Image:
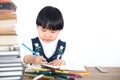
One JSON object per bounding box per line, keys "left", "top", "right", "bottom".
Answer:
{"left": 0, "top": 12, "right": 17, "bottom": 33}
{"left": 0, "top": 13, "right": 16, "bottom": 19}
{"left": 0, "top": 51, "right": 20, "bottom": 56}
{"left": 0, "top": 76, "right": 22, "bottom": 80}
{"left": 0, "top": 0, "right": 11, "bottom": 2}
{"left": 26, "top": 64, "right": 87, "bottom": 72}
{"left": 0, "top": 45, "right": 19, "bottom": 51}
{"left": 0, "top": 30, "right": 16, "bottom": 35}
{"left": 40, "top": 64, "right": 90, "bottom": 76}
{"left": 0, "top": 13, "right": 17, "bottom": 22}
{"left": 41, "top": 64, "right": 87, "bottom": 72}
{"left": 0, "top": 62, "right": 23, "bottom": 67}
{"left": 0, "top": 66, "right": 23, "bottom": 71}
{"left": 0, "top": 18, "right": 17, "bottom": 25}
{"left": 0, "top": 45, "right": 12, "bottom": 51}
{"left": 0, "top": 9, "right": 15, "bottom": 14}
{"left": 0, "top": 57, "right": 22, "bottom": 63}
{"left": 0, "top": 35, "right": 18, "bottom": 45}
{"left": 0, "top": 2, "right": 17, "bottom": 11}
{"left": 0, "top": 51, "right": 22, "bottom": 60}
{"left": 0, "top": 71, "right": 23, "bottom": 77}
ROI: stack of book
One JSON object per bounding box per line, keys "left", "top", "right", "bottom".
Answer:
{"left": 0, "top": 0, "right": 17, "bottom": 45}
{"left": 0, "top": 55, "right": 24, "bottom": 80}
{"left": 0, "top": 0, "right": 24, "bottom": 79}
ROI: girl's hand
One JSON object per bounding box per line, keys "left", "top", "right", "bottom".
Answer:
{"left": 34, "top": 56, "right": 46, "bottom": 65}
{"left": 48, "top": 59, "right": 65, "bottom": 66}
{"left": 24, "top": 55, "right": 46, "bottom": 65}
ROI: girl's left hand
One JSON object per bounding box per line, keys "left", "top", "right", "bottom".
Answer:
{"left": 48, "top": 59, "right": 65, "bottom": 66}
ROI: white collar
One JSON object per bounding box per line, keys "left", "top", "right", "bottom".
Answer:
{"left": 38, "top": 37, "right": 59, "bottom": 58}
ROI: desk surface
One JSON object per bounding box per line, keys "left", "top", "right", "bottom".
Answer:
{"left": 23, "top": 67, "right": 120, "bottom": 80}
{"left": 78, "top": 67, "right": 120, "bottom": 80}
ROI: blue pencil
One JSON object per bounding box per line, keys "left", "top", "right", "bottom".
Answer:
{"left": 22, "top": 43, "right": 39, "bottom": 56}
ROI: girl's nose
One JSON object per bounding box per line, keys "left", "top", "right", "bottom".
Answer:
{"left": 45, "top": 32, "right": 51, "bottom": 37}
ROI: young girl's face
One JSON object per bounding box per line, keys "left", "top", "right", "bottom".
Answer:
{"left": 37, "top": 26, "right": 60, "bottom": 43}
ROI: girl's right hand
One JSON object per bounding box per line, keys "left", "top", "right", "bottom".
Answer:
{"left": 34, "top": 56, "right": 46, "bottom": 65}
{"left": 24, "top": 55, "right": 46, "bottom": 65}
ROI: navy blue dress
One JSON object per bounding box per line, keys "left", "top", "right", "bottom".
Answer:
{"left": 31, "top": 37, "right": 66, "bottom": 63}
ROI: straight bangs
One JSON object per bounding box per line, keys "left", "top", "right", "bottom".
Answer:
{"left": 37, "top": 18, "right": 64, "bottom": 30}
{"left": 46, "top": 19, "right": 64, "bottom": 30}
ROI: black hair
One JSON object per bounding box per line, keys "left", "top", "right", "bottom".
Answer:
{"left": 36, "top": 6, "right": 64, "bottom": 30}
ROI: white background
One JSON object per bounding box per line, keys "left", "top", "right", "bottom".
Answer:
{"left": 12, "top": 0, "right": 120, "bottom": 67}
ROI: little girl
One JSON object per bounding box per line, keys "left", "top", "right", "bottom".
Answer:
{"left": 20, "top": 6, "right": 66, "bottom": 66}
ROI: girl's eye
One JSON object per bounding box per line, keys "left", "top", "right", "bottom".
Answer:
{"left": 51, "top": 31, "right": 56, "bottom": 33}
{"left": 51, "top": 31, "right": 57, "bottom": 33}
{"left": 41, "top": 29, "right": 46, "bottom": 32}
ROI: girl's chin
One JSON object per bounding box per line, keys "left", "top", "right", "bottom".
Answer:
{"left": 43, "top": 40, "right": 52, "bottom": 43}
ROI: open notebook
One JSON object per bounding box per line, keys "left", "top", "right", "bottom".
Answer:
{"left": 41, "top": 64, "right": 87, "bottom": 72}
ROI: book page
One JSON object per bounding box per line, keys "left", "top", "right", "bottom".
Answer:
{"left": 59, "top": 65, "right": 86, "bottom": 72}
{"left": 41, "top": 64, "right": 86, "bottom": 72}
